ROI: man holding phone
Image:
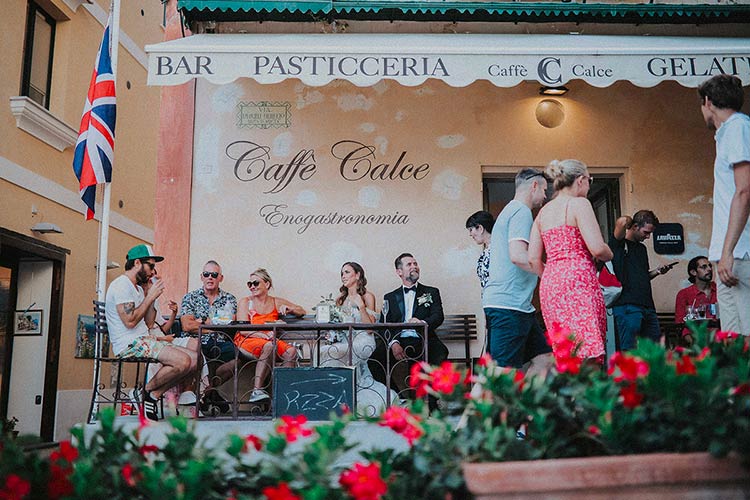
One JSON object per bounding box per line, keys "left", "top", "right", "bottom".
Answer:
{"left": 609, "top": 210, "right": 675, "bottom": 351}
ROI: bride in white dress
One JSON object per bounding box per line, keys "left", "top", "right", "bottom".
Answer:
{"left": 319, "top": 262, "right": 399, "bottom": 416}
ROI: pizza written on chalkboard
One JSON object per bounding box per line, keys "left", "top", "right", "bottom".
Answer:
{"left": 273, "top": 367, "right": 355, "bottom": 420}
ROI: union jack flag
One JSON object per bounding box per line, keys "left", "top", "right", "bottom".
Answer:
{"left": 73, "top": 10, "right": 116, "bottom": 220}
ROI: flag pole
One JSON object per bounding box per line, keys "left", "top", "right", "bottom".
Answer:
{"left": 96, "top": 0, "right": 119, "bottom": 303}
{"left": 89, "top": 0, "right": 119, "bottom": 423}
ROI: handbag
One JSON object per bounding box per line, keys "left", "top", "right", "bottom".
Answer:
{"left": 598, "top": 261, "right": 622, "bottom": 308}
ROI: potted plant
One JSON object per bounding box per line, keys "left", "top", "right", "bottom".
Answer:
{"left": 0, "top": 324, "right": 747, "bottom": 499}
{"left": 407, "top": 324, "right": 750, "bottom": 498}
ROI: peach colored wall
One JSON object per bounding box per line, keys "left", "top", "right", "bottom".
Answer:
{"left": 154, "top": 0, "right": 195, "bottom": 303}
{"left": 182, "top": 77, "right": 721, "bottom": 332}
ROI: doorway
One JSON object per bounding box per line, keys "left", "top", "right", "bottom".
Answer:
{"left": 0, "top": 228, "right": 67, "bottom": 441}
{"left": 482, "top": 173, "right": 621, "bottom": 242}
{"left": 482, "top": 171, "right": 622, "bottom": 343}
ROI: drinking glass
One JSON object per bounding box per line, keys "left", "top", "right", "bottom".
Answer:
{"left": 382, "top": 300, "right": 389, "bottom": 321}
{"left": 695, "top": 305, "right": 706, "bottom": 320}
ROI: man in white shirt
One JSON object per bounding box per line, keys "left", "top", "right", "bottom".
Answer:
{"left": 105, "top": 244, "right": 198, "bottom": 420}
{"left": 698, "top": 74, "right": 750, "bottom": 335}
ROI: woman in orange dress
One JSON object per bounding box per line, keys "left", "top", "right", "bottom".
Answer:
{"left": 235, "top": 268, "right": 306, "bottom": 403}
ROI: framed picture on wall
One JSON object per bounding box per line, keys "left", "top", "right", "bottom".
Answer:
{"left": 75, "top": 314, "right": 107, "bottom": 359}
{"left": 13, "top": 309, "right": 42, "bottom": 336}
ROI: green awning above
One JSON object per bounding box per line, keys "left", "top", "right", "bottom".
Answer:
{"left": 178, "top": 0, "right": 750, "bottom": 22}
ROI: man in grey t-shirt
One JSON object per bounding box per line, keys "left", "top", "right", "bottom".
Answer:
{"left": 484, "top": 169, "right": 552, "bottom": 368}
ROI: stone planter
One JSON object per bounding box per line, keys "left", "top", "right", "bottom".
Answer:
{"left": 463, "top": 452, "right": 750, "bottom": 499}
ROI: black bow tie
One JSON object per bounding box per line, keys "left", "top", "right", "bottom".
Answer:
{"left": 404, "top": 286, "right": 417, "bottom": 293}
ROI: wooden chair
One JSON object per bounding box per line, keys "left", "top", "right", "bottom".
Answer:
{"left": 87, "top": 300, "right": 159, "bottom": 423}
{"left": 437, "top": 314, "right": 478, "bottom": 368}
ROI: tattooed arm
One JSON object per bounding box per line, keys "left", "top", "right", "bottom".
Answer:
{"left": 116, "top": 281, "right": 164, "bottom": 329}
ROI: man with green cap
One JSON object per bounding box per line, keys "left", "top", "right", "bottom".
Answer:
{"left": 105, "top": 244, "right": 198, "bottom": 420}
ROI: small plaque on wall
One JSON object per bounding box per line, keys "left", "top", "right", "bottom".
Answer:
{"left": 653, "top": 223, "right": 684, "bottom": 255}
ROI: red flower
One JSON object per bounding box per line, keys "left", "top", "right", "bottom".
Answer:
{"left": 619, "top": 383, "right": 644, "bottom": 409}
{"left": 138, "top": 444, "right": 160, "bottom": 456}
{"left": 731, "top": 383, "right": 750, "bottom": 396}
{"left": 0, "top": 474, "right": 31, "bottom": 500}
{"left": 588, "top": 425, "right": 601, "bottom": 436}
{"left": 714, "top": 330, "right": 739, "bottom": 342}
{"left": 339, "top": 462, "right": 388, "bottom": 500}
{"left": 608, "top": 352, "right": 649, "bottom": 383}
{"left": 545, "top": 324, "right": 584, "bottom": 374}
{"left": 49, "top": 440, "right": 78, "bottom": 464}
{"left": 262, "top": 482, "right": 301, "bottom": 500}
{"left": 135, "top": 411, "right": 150, "bottom": 440}
{"left": 379, "top": 406, "right": 423, "bottom": 445}
{"left": 400, "top": 422, "right": 424, "bottom": 446}
{"left": 47, "top": 464, "right": 74, "bottom": 499}
{"left": 513, "top": 370, "right": 525, "bottom": 391}
{"left": 696, "top": 347, "right": 711, "bottom": 361}
{"left": 408, "top": 362, "right": 430, "bottom": 397}
{"left": 243, "top": 434, "right": 263, "bottom": 452}
{"left": 275, "top": 415, "right": 313, "bottom": 443}
{"left": 430, "top": 362, "right": 461, "bottom": 394}
{"left": 121, "top": 463, "right": 137, "bottom": 487}
{"left": 477, "top": 353, "right": 492, "bottom": 367}
{"left": 675, "top": 355, "right": 697, "bottom": 376}
{"left": 555, "top": 354, "right": 582, "bottom": 375}
{"left": 340, "top": 403, "right": 351, "bottom": 415}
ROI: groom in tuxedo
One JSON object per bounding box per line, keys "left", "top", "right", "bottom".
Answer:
{"left": 369, "top": 253, "right": 448, "bottom": 395}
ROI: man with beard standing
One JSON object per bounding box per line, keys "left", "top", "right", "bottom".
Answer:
{"left": 610, "top": 210, "right": 674, "bottom": 351}
{"left": 675, "top": 256, "right": 717, "bottom": 346}
{"left": 105, "top": 245, "right": 198, "bottom": 420}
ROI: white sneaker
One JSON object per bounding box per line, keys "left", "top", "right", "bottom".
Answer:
{"left": 178, "top": 391, "right": 197, "bottom": 405}
{"left": 248, "top": 389, "right": 270, "bottom": 403}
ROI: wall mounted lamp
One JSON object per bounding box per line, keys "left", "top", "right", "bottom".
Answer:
{"left": 95, "top": 261, "right": 121, "bottom": 270}
{"left": 539, "top": 86, "right": 569, "bottom": 96}
{"left": 31, "top": 222, "right": 64, "bottom": 234}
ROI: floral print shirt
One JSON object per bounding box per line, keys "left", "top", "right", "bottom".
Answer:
{"left": 180, "top": 288, "right": 237, "bottom": 342}
{"left": 477, "top": 247, "right": 491, "bottom": 291}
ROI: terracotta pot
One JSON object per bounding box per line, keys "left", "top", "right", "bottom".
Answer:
{"left": 463, "top": 452, "right": 750, "bottom": 499}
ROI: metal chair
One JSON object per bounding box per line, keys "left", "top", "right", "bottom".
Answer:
{"left": 87, "top": 300, "right": 159, "bottom": 423}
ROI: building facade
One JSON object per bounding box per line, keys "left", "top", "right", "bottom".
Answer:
{"left": 1, "top": 0, "right": 164, "bottom": 439}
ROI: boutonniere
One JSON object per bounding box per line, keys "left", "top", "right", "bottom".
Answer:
{"left": 417, "top": 293, "right": 433, "bottom": 307}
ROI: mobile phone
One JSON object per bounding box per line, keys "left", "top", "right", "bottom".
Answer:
{"left": 666, "top": 261, "right": 679, "bottom": 269}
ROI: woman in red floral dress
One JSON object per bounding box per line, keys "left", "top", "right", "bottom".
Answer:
{"left": 529, "top": 160, "right": 614, "bottom": 362}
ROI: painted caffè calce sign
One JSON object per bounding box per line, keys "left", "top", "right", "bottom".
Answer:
{"left": 146, "top": 34, "right": 750, "bottom": 88}
{"left": 225, "top": 140, "right": 424, "bottom": 234}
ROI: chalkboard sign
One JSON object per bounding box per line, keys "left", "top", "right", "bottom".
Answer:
{"left": 273, "top": 367, "right": 355, "bottom": 420}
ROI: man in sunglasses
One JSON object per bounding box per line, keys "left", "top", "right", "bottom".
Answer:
{"left": 105, "top": 244, "right": 199, "bottom": 420}
{"left": 180, "top": 260, "right": 238, "bottom": 409}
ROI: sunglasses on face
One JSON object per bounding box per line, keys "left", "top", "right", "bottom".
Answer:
{"left": 247, "top": 280, "right": 261, "bottom": 288}
{"left": 142, "top": 261, "right": 155, "bottom": 270}
{"left": 202, "top": 271, "right": 220, "bottom": 278}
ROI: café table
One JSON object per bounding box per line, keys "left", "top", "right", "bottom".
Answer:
{"left": 197, "top": 321, "right": 428, "bottom": 419}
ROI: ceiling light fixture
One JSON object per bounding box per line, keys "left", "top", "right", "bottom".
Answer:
{"left": 539, "top": 86, "right": 569, "bottom": 96}
{"left": 30, "top": 222, "right": 63, "bottom": 234}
